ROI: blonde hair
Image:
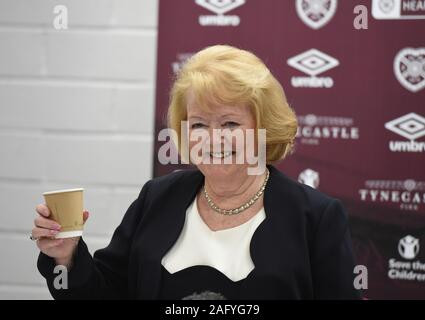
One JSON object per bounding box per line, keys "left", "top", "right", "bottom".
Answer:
{"left": 167, "top": 44, "right": 298, "bottom": 163}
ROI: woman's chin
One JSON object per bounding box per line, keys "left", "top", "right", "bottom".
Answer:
{"left": 198, "top": 163, "right": 245, "bottom": 179}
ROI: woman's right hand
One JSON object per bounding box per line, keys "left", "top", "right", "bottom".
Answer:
{"left": 33, "top": 204, "right": 89, "bottom": 268}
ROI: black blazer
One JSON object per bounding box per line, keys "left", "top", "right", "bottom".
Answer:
{"left": 38, "top": 165, "right": 361, "bottom": 299}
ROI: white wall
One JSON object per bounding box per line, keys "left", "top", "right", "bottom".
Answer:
{"left": 0, "top": 0, "right": 158, "bottom": 299}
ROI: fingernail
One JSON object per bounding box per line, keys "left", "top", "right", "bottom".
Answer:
{"left": 54, "top": 225, "right": 61, "bottom": 230}
{"left": 50, "top": 229, "right": 59, "bottom": 234}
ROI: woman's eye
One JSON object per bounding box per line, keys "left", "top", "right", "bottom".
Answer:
{"left": 191, "top": 123, "right": 206, "bottom": 129}
{"left": 223, "top": 121, "right": 239, "bottom": 128}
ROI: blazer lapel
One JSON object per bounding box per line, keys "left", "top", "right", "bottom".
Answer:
{"left": 247, "top": 165, "right": 288, "bottom": 275}
{"left": 137, "top": 169, "right": 204, "bottom": 299}
{"left": 243, "top": 165, "right": 313, "bottom": 299}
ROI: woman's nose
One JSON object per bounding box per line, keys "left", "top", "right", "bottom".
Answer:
{"left": 208, "top": 126, "right": 226, "bottom": 142}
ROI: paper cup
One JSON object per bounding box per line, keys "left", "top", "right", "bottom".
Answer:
{"left": 43, "top": 188, "right": 84, "bottom": 239}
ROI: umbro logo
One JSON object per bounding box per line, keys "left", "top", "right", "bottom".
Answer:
{"left": 385, "top": 113, "right": 425, "bottom": 152}
{"left": 287, "top": 49, "right": 340, "bottom": 88}
{"left": 196, "top": 0, "right": 246, "bottom": 26}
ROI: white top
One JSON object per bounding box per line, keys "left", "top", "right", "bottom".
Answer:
{"left": 161, "top": 198, "right": 266, "bottom": 282}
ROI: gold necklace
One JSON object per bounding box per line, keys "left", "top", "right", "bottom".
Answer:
{"left": 202, "top": 169, "right": 270, "bottom": 215}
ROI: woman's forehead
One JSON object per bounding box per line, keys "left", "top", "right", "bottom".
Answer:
{"left": 187, "top": 102, "right": 250, "bottom": 118}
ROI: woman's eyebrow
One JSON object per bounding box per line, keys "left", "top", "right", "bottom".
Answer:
{"left": 187, "top": 115, "right": 205, "bottom": 120}
{"left": 220, "top": 113, "right": 240, "bottom": 119}
{"left": 187, "top": 113, "right": 240, "bottom": 120}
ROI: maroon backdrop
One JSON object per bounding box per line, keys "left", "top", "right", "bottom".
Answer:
{"left": 153, "top": 0, "right": 425, "bottom": 299}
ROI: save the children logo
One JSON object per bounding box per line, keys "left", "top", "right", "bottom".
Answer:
{"left": 196, "top": 0, "right": 246, "bottom": 26}
{"left": 388, "top": 235, "right": 425, "bottom": 282}
{"left": 296, "top": 0, "right": 338, "bottom": 29}
{"left": 398, "top": 235, "right": 420, "bottom": 260}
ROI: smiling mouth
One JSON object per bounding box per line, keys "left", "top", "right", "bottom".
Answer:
{"left": 209, "top": 151, "right": 236, "bottom": 159}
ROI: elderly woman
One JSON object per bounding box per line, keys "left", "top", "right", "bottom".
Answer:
{"left": 33, "top": 45, "right": 360, "bottom": 299}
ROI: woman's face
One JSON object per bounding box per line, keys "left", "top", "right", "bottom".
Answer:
{"left": 186, "top": 90, "right": 257, "bottom": 180}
